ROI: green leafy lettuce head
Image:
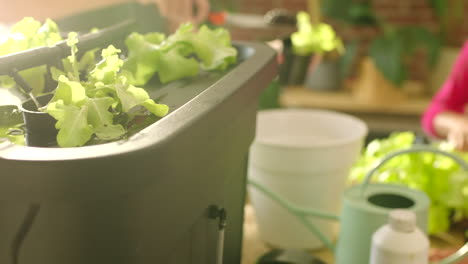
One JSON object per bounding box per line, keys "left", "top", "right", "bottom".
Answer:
{"left": 45, "top": 37, "right": 169, "bottom": 147}
{"left": 290, "top": 11, "right": 343, "bottom": 56}
{"left": 350, "top": 131, "right": 468, "bottom": 234}
{"left": 123, "top": 22, "right": 237, "bottom": 85}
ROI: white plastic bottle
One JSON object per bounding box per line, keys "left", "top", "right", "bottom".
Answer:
{"left": 370, "top": 209, "right": 430, "bottom": 264}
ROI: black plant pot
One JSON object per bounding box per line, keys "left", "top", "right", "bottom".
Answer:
{"left": 279, "top": 38, "right": 312, "bottom": 86}
{"left": 20, "top": 94, "right": 57, "bottom": 147}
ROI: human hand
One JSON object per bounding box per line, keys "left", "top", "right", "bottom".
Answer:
{"left": 434, "top": 112, "right": 468, "bottom": 152}
{"left": 446, "top": 117, "right": 468, "bottom": 152}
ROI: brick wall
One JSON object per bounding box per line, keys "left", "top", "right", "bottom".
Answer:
{"left": 236, "top": 0, "right": 307, "bottom": 14}
{"left": 222, "top": 0, "right": 468, "bottom": 89}
{"left": 225, "top": 0, "right": 468, "bottom": 46}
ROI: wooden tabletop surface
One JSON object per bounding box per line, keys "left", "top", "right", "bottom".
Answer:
{"left": 242, "top": 203, "right": 466, "bottom": 264}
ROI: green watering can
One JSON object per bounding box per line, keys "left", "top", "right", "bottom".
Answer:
{"left": 248, "top": 145, "right": 468, "bottom": 264}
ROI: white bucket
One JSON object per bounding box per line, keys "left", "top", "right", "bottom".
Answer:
{"left": 248, "top": 109, "right": 368, "bottom": 249}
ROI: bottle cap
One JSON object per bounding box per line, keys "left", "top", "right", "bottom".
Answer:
{"left": 388, "top": 209, "right": 416, "bottom": 233}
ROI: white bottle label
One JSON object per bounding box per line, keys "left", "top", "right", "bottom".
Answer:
{"left": 371, "top": 246, "right": 428, "bottom": 264}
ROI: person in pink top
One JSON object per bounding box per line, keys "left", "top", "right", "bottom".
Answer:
{"left": 422, "top": 42, "right": 468, "bottom": 151}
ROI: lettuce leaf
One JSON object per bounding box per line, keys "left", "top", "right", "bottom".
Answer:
{"left": 89, "top": 45, "right": 123, "bottom": 84}
{"left": 0, "top": 17, "right": 63, "bottom": 94}
{"left": 47, "top": 100, "right": 93, "bottom": 147}
{"left": 46, "top": 42, "right": 168, "bottom": 147}
{"left": 189, "top": 25, "right": 237, "bottom": 71}
{"left": 115, "top": 76, "right": 168, "bottom": 116}
{"left": 49, "top": 75, "right": 87, "bottom": 106}
{"left": 86, "top": 97, "right": 125, "bottom": 140}
{"left": 156, "top": 46, "right": 200, "bottom": 83}
{"left": 123, "top": 23, "right": 237, "bottom": 85}
{"left": 122, "top": 32, "right": 165, "bottom": 86}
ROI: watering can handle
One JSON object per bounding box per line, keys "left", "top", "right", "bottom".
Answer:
{"left": 360, "top": 144, "right": 468, "bottom": 264}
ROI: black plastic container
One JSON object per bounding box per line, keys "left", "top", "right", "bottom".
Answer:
{"left": 20, "top": 94, "right": 57, "bottom": 147}
{"left": 0, "top": 41, "right": 277, "bottom": 264}
{"left": 279, "top": 38, "right": 311, "bottom": 86}
{"left": 0, "top": 3, "right": 277, "bottom": 263}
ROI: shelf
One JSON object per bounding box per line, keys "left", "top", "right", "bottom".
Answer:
{"left": 280, "top": 86, "right": 431, "bottom": 116}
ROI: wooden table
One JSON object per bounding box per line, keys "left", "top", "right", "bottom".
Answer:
{"left": 242, "top": 87, "right": 466, "bottom": 263}
{"left": 242, "top": 203, "right": 466, "bottom": 264}
{"left": 242, "top": 203, "right": 333, "bottom": 264}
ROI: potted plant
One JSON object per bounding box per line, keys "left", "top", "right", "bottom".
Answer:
{"left": 323, "top": 0, "right": 440, "bottom": 102}
{"left": 0, "top": 18, "right": 238, "bottom": 148}
{"left": 279, "top": 11, "right": 343, "bottom": 86}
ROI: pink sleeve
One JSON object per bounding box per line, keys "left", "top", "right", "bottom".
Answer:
{"left": 421, "top": 42, "right": 468, "bottom": 138}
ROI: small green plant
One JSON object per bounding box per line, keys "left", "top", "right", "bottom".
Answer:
{"left": 351, "top": 132, "right": 468, "bottom": 234}
{"left": 290, "top": 11, "right": 343, "bottom": 56}
{"left": 0, "top": 18, "right": 238, "bottom": 147}
{"left": 324, "top": 0, "right": 441, "bottom": 87}
{"left": 368, "top": 26, "right": 440, "bottom": 86}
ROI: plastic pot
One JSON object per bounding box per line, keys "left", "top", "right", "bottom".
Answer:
{"left": 305, "top": 59, "right": 342, "bottom": 91}
{"left": 279, "top": 38, "right": 312, "bottom": 86}
{"left": 19, "top": 93, "right": 57, "bottom": 147}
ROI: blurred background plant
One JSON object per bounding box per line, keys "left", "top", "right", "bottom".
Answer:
{"left": 350, "top": 131, "right": 468, "bottom": 235}
{"left": 290, "top": 11, "right": 343, "bottom": 56}
{"left": 427, "top": 0, "right": 464, "bottom": 46}
{"left": 322, "top": 0, "right": 440, "bottom": 88}
{"left": 280, "top": 8, "right": 344, "bottom": 87}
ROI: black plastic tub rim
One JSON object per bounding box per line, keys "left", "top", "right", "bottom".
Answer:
{"left": 0, "top": 42, "right": 277, "bottom": 162}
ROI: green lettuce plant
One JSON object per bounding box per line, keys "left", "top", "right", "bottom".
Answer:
{"left": 44, "top": 34, "right": 169, "bottom": 147}
{"left": 290, "top": 11, "right": 343, "bottom": 56}
{"left": 0, "top": 17, "right": 63, "bottom": 94}
{"left": 1, "top": 18, "right": 238, "bottom": 147}
{"left": 123, "top": 23, "right": 237, "bottom": 85}
{"left": 350, "top": 132, "right": 468, "bottom": 234}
